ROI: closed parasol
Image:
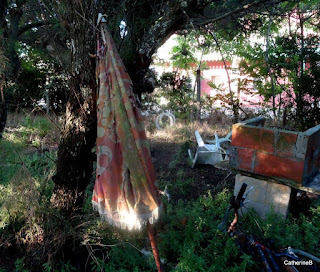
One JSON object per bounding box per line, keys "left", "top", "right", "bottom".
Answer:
{"left": 92, "top": 15, "right": 162, "bottom": 271}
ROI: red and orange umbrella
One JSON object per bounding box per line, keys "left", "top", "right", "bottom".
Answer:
{"left": 92, "top": 17, "right": 162, "bottom": 271}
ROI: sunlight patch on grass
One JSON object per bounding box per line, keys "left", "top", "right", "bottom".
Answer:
{"left": 147, "top": 121, "right": 231, "bottom": 144}
{"left": 3, "top": 132, "right": 26, "bottom": 147}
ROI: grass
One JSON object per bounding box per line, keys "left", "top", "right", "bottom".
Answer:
{"left": 146, "top": 118, "right": 232, "bottom": 144}
{"left": 0, "top": 112, "right": 320, "bottom": 271}
{"left": 0, "top": 113, "right": 58, "bottom": 271}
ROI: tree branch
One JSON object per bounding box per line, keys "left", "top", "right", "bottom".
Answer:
{"left": 192, "top": 0, "right": 288, "bottom": 27}
{"left": 18, "top": 19, "right": 55, "bottom": 36}
{"left": 138, "top": 0, "right": 293, "bottom": 59}
{"left": 138, "top": 1, "right": 186, "bottom": 58}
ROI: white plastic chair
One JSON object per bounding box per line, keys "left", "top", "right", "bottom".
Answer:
{"left": 206, "top": 131, "right": 232, "bottom": 145}
{"left": 188, "top": 131, "right": 228, "bottom": 168}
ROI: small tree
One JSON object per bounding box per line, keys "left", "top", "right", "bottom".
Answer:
{"left": 158, "top": 72, "right": 194, "bottom": 120}
{"left": 239, "top": 32, "right": 320, "bottom": 130}
{"left": 170, "top": 35, "right": 197, "bottom": 72}
{"left": 275, "top": 34, "right": 320, "bottom": 130}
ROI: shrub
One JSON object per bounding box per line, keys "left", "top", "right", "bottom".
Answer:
{"left": 158, "top": 190, "right": 257, "bottom": 271}
{"left": 157, "top": 72, "right": 195, "bottom": 121}
{"left": 20, "top": 115, "right": 53, "bottom": 145}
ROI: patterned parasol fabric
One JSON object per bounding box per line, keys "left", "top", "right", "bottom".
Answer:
{"left": 92, "top": 24, "right": 161, "bottom": 230}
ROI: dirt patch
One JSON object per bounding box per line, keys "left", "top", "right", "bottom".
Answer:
{"left": 150, "top": 138, "right": 235, "bottom": 202}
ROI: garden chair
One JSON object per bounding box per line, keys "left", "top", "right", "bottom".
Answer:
{"left": 206, "top": 131, "right": 232, "bottom": 145}
{"left": 188, "top": 131, "right": 228, "bottom": 168}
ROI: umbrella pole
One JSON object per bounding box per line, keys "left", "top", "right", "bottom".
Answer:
{"left": 147, "top": 222, "right": 162, "bottom": 272}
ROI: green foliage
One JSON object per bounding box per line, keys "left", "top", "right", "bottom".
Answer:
{"left": 22, "top": 115, "right": 52, "bottom": 137}
{"left": 170, "top": 35, "right": 197, "bottom": 71}
{"left": 0, "top": 125, "right": 56, "bottom": 269}
{"left": 4, "top": 42, "right": 68, "bottom": 112}
{"left": 42, "top": 261, "right": 77, "bottom": 272}
{"left": 158, "top": 189, "right": 257, "bottom": 271}
{"left": 204, "top": 2, "right": 320, "bottom": 128}
{"left": 4, "top": 43, "right": 47, "bottom": 110}
{"left": 0, "top": 136, "right": 25, "bottom": 185}
{"left": 15, "top": 258, "right": 29, "bottom": 272}
{"left": 17, "top": 115, "right": 53, "bottom": 147}
{"left": 2, "top": 114, "right": 320, "bottom": 271}
{"left": 240, "top": 204, "right": 320, "bottom": 257}
{"left": 90, "top": 245, "right": 153, "bottom": 272}
{"left": 157, "top": 72, "right": 195, "bottom": 120}
{"left": 58, "top": 261, "right": 77, "bottom": 272}
{"left": 0, "top": 116, "right": 56, "bottom": 230}
{"left": 168, "top": 141, "right": 191, "bottom": 170}
{"left": 207, "top": 80, "right": 242, "bottom": 115}
{"left": 81, "top": 219, "right": 155, "bottom": 272}
{"left": 239, "top": 32, "right": 320, "bottom": 129}
{"left": 42, "top": 262, "right": 52, "bottom": 272}
{"left": 201, "top": 94, "right": 216, "bottom": 114}
{"left": 0, "top": 150, "right": 55, "bottom": 229}
{"left": 156, "top": 185, "right": 320, "bottom": 271}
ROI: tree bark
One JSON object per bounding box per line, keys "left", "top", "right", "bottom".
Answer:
{"left": 0, "top": 78, "right": 6, "bottom": 139}
{"left": 51, "top": 81, "right": 97, "bottom": 209}
{"left": 50, "top": 1, "right": 98, "bottom": 210}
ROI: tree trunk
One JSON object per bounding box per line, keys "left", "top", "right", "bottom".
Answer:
{"left": 265, "top": 13, "right": 277, "bottom": 122}
{"left": 196, "top": 68, "right": 201, "bottom": 121}
{"left": 51, "top": 81, "right": 97, "bottom": 209}
{"left": 296, "top": 7, "right": 305, "bottom": 129}
{"left": 0, "top": 2, "right": 23, "bottom": 136}
{"left": 0, "top": 78, "right": 6, "bottom": 139}
{"left": 211, "top": 32, "right": 238, "bottom": 122}
{"left": 6, "top": 5, "right": 23, "bottom": 78}
{"left": 50, "top": 1, "right": 98, "bottom": 210}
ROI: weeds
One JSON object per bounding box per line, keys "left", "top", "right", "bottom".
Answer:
{"left": 158, "top": 189, "right": 257, "bottom": 271}
{"left": 0, "top": 147, "right": 56, "bottom": 230}
{"left": 89, "top": 245, "right": 154, "bottom": 272}
{"left": 0, "top": 113, "right": 58, "bottom": 270}
{"left": 15, "top": 258, "right": 29, "bottom": 272}
{"left": 147, "top": 120, "right": 231, "bottom": 145}
{"left": 168, "top": 141, "right": 191, "bottom": 170}
{"left": 1, "top": 113, "right": 320, "bottom": 271}
{"left": 239, "top": 204, "right": 320, "bottom": 257}
{"left": 42, "top": 261, "right": 77, "bottom": 272}
{"left": 156, "top": 187, "right": 320, "bottom": 271}
{"left": 19, "top": 115, "right": 53, "bottom": 147}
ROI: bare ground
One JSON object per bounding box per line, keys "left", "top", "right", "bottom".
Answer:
{"left": 149, "top": 127, "right": 235, "bottom": 202}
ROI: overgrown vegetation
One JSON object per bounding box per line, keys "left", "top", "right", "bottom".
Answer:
{"left": 0, "top": 114, "right": 57, "bottom": 270}
{"left": 1, "top": 0, "right": 320, "bottom": 271}
{"left": 157, "top": 72, "right": 195, "bottom": 121}
{"left": 1, "top": 114, "right": 319, "bottom": 271}
{"left": 238, "top": 32, "right": 320, "bottom": 130}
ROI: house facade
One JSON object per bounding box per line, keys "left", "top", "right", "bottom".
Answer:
{"left": 151, "top": 34, "right": 265, "bottom": 112}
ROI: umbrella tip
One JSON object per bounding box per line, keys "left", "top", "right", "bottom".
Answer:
{"left": 97, "top": 13, "right": 107, "bottom": 26}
